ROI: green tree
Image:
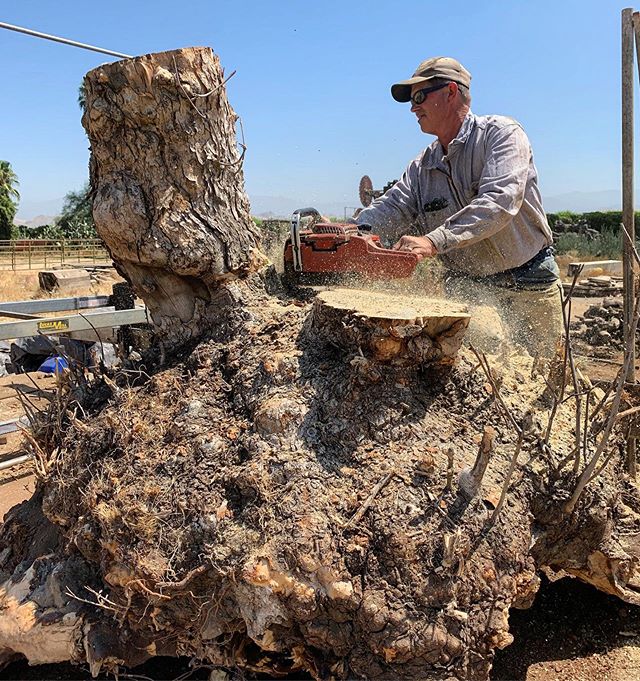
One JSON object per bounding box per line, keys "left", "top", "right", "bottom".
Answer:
{"left": 0, "top": 160, "right": 19, "bottom": 240}
{"left": 54, "top": 183, "right": 96, "bottom": 239}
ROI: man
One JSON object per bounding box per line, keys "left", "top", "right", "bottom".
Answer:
{"left": 356, "top": 57, "right": 562, "bottom": 357}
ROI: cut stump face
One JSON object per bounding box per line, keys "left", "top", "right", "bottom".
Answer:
{"left": 310, "top": 288, "right": 470, "bottom": 366}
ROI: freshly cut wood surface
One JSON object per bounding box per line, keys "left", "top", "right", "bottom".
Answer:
{"left": 311, "top": 288, "right": 470, "bottom": 365}
{"left": 315, "top": 288, "right": 469, "bottom": 320}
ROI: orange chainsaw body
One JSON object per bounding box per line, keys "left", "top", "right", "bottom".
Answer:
{"left": 283, "top": 222, "right": 420, "bottom": 279}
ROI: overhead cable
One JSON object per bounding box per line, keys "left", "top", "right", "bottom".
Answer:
{"left": 0, "top": 21, "right": 132, "bottom": 59}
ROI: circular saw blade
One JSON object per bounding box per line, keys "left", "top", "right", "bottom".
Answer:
{"left": 359, "top": 175, "right": 374, "bottom": 207}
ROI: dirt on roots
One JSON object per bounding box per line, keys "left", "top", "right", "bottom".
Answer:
{"left": 1, "top": 274, "right": 638, "bottom": 680}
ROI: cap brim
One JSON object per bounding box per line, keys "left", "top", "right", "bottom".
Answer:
{"left": 390, "top": 76, "right": 433, "bottom": 102}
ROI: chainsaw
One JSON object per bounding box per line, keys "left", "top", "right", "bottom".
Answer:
{"left": 283, "top": 208, "right": 420, "bottom": 283}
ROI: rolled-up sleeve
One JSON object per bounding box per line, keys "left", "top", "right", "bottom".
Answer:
{"left": 427, "top": 124, "right": 530, "bottom": 254}
{"left": 356, "top": 163, "right": 419, "bottom": 241}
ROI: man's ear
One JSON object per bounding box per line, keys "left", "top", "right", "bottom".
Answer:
{"left": 448, "top": 82, "right": 458, "bottom": 100}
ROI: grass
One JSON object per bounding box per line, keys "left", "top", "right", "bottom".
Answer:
{"left": 0, "top": 271, "right": 42, "bottom": 302}
{"left": 553, "top": 230, "right": 625, "bottom": 260}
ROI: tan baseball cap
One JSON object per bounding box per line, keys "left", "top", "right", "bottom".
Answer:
{"left": 391, "top": 56, "right": 472, "bottom": 102}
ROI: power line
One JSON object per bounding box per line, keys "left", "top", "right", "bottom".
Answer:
{"left": 0, "top": 21, "right": 132, "bottom": 59}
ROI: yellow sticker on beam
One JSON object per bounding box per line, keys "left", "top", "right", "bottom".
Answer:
{"left": 37, "top": 319, "right": 70, "bottom": 332}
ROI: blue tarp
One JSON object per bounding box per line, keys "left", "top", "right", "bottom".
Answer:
{"left": 38, "top": 355, "right": 69, "bottom": 374}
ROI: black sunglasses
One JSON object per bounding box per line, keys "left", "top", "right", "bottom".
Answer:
{"left": 411, "top": 82, "right": 450, "bottom": 106}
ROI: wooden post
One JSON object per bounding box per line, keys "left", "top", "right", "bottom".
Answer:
{"left": 623, "top": 8, "right": 637, "bottom": 478}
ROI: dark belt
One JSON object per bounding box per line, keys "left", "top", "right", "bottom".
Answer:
{"left": 504, "top": 246, "right": 555, "bottom": 277}
{"left": 446, "top": 246, "right": 557, "bottom": 289}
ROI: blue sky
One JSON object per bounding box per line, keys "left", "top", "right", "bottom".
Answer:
{"left": 0, "top": 0, "right": 634, "bottom": 218}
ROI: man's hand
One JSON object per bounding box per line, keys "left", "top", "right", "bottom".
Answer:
{"left": 392, "top": 235, "right": 438, "bottom": 257}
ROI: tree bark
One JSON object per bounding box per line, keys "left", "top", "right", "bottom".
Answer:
{"left": 82, "top": 47, "right": 262, "bottom": 347}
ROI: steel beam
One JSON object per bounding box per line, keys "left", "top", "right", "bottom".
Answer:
{"left": 0, "top": 295, "right": 110, "bottom": 315}
{"left": 0, "top": 417, "right": 28, "bottom": 436}
{"left": 0, "top": 307, "right": 149, "bottom": 341}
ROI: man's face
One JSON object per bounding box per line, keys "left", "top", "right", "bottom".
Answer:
{"left": 410, "top": 81, "right": 451, "bottom": 135}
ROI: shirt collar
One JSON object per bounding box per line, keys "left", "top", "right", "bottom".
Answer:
{"left": 421, "top": 110, "right": 476, "bottom": 169}
{"left": 450, "top": 110, "right": 475, "bottom": 147}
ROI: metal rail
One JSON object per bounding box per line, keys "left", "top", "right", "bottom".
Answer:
{"left": 0, "top": 417, "right": 29, "bottom": 437}
{"left": 0, "top": 295, "right": 110, "bottom": 315}
{"left": 0, "top": 21, "right": 132, "bottom": 59}
{"left": 0, "top": 306, "right": 149, "bottom": 341}
{"left": 0, "top": 454, "right": 32, "bottom": 471}
{"left": 0, "top": 239, "right": 110, "bottom": 270}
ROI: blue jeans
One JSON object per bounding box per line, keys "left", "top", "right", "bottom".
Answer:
{"left": 483, "top": 246, "right": 560, "bottom": 290}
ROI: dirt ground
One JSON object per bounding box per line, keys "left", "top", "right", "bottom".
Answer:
{"left": 0, "top": 372, "right": 56, "bottom": 519}
{"left": 492, "top": 577, "right": 640, "bottom": 681}
{"left": 0, "top": 269, "right": 122, "bottom": 305}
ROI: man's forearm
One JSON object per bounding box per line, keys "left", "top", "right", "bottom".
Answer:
{"left": 355, "top": 168, "right": 419, "bottom": 241}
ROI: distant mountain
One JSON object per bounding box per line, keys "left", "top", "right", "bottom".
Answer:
{"left": 249, "top": 190, "right": 626, "bottom": 218}
{"left": 15, "top": 214, "right": 57, "bottom": 228}
{"left": 16, "top": 197, "right": 64, "bottom": 222}
{"left": 11, "top": 189, "right": 631, "bottom": 226}
{"left": 542, "top": 190, "right": 620, "bottom": 213}
{"left": 249, "top": 195, "right": 359, "bottom": 220}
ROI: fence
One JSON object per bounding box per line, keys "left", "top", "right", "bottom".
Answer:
{"left": 0, "top": 239, "right": 110, "bottom": 270}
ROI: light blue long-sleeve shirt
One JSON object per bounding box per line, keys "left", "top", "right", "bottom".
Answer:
{"left": 356, "top": 111, "right": 553, "bottom": 276}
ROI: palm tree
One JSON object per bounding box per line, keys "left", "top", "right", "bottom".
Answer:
{"left": 78, "top": 82, "right": 86, "bottom": 111}
{"left": 0, "top": 160, "right": 19, "bottom": 202}
{"left": 0, "top": 161, "right": 18, "bottom": 240}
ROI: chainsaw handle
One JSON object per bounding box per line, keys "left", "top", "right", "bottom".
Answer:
{"left": 292, "top": 208, "right": 321, "bottom": 219}
{"left": 290, "top": 208, "right": 320, "bottom": 273}
{"left": 345, "top": 217, "right": 372, "bottom": 232}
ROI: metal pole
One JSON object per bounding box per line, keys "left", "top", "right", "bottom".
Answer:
{"left": 623, "top": 8, "right": 637, "bottom": 477}
{"left": 623, "top": 8, "right": 635, "bottom": 380}
{"left": 0, "top": 21, "right": 132, "bottom": 59}
{"left": 0, "top": 454, "right": 32, "bottom": 472}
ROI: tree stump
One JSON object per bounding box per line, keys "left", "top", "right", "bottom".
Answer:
{"left": 82, "top": 47, "right": 263, "bottom": 347}
{"left": 310, "top": 288, "right": 470, "bottom": 365}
